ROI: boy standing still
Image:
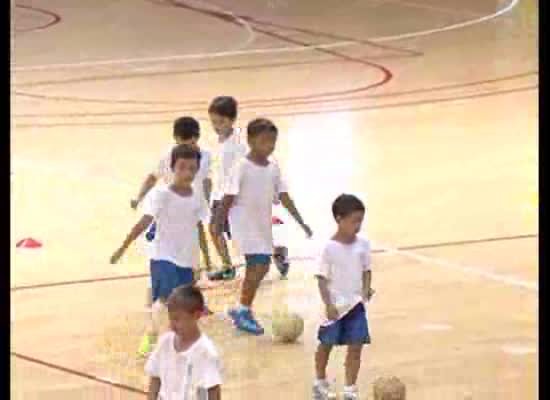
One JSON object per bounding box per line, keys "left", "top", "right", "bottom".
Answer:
{"left": 214, "top": 118, "right": 312, "bottom": 335}
{"left": 111, "top": 145, "right": 208, "bottom": 356}
{"left": 313, "top": 194, "right": 375, "bottom": 400}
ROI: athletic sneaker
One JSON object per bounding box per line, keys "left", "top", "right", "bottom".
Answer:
{"left": 342, "top": 385, "right": 359, "bottom": 400}
{"left": 137, "top": 333, "right": 155, "bottom": 357}
{"left": 312, "top": 380, "right": 337, "bottom": 400}
{"left": 207, "top": 267, "right": 236, "bottom": 281}
{"left": 228, "top": 308, "right": 264, "bottom": 335}
{"left": 274, "top": 254, "right": 289, "bottom": 279}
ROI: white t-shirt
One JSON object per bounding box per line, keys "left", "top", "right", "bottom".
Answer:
{"left": 272, "top": 202, "right": 288, "bottom": 248}
{"left": 143, "top": 186, "right": 209, "bottom": 267}
{"left": 315, "top": 238, "right": 371, "bottom": 324}
{"left": 225, "top": 158, "right": 288, "bottom": 255}
{"left": 211, "top": 130, "right": 247, "bottom": 201}
{"left": 145, "top": 332, "right": 222, "bottom": 399}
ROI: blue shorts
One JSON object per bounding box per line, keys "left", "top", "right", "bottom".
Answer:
{"left": 318, "top": 302, "right": 371, "bottom": 346}
{"left": 245, "top": 254, "right": 272, "bottom": 267}
{"left": 150, "top": 260, "right": 193, "bottom": 302}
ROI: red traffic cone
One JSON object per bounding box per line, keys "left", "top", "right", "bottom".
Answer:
{"left": 272, "top": 216, "right": 284, "bottom": 225}
{"left": 16, "top": 238, "right": 42, "bottom": 249}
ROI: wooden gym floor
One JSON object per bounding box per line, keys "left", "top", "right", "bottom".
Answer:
{"left": 11, "top": 0, "right": 538, "bottom": 398}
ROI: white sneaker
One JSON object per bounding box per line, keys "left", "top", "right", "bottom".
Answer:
{"left": 312, "top": 380, "right": 337, "bottom": 400}
{"left": 342, "top": 385, "right": 359, "bottom": 400}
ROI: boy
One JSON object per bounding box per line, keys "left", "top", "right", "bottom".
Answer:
{"left": 207, "top": 96, "right": 247, "bottom": 281}
{"left": 214, "top": 118, "right": 312, "bottom": 335}
{"left": 131, "top": 116, "right": 213, "bottom": 272}
{"left": 146, "top": 285, "right": 222, "bottom": 400}
{"left": 313, "top": 194, "right": 374, "bottom": 400}
{"left": 111, "top": 145, "right": 208, "bottom": 356}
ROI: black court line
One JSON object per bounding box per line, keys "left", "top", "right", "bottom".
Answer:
{"left": 11, "top": 233, "right": 537, "bottom": 292}
{"left": 11, "top": 352, "right": 147, "bottom": 395}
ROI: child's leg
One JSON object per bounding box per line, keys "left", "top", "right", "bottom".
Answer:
{"left": 240, "top": 262, "right": 270, "bottom": 307}
{"left": 344, "top": 344, "right": 363, "bottom": 386}
{"left": 315, "top": 344, "right": 333, "bottom": 380}
{"left": 198, "top": 221, "right": 212, "bottom": 272}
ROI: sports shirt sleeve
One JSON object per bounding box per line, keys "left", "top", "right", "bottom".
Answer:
{"left": 143, "top": 188, "right": 166, "bottom": 219}
{"left": 362, "top": 239, "right": 372, "bottom": 272}
{"left": 199, "top": 353, "right": 223, "bottom": 389}
{"left": 144, "top": 339, "right": 162, "bottom": 377}
{"left": 274, "top": 162, "right": 289, "bottom": 194}
{"left": 224, "top": 159, "right": 244, "bottom": 196}
{"left": 315, "top": 244, "right": 332, "bottom": 279}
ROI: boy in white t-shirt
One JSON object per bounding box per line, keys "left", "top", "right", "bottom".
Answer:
{"left": 111, "top": 145, "right": 209, "bottom": 356}
{"left": 146, "top": 284, "right": 222, "bottom": 400}
{"left": 132, "top": 117, "right": 213, "bottom": 270}
{"left": 313, "top": 194, "right": 375, "bottom": 400}
{"left": 213, "top": 118, "right": 312, "bottom": 335}
{"left": 207, "top": 96, "right": 247, "bottom": 281}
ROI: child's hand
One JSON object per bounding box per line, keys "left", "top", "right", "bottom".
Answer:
{"left": 110, "top": 247, "right": 125, "bottom": 264}
{"left": 326, "top": 304, "right": 339, "bottom": 321}
{"left": 363, "top": 288, "right": 376, "bottom": 302}
{"left": 302, "top": 224, "right": 313, "bottom": 238}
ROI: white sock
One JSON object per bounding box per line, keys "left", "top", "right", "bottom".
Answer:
{"left": 238, "top": 304, "right": 250, "bottom": 312}
{"left": 315, "top": 378, "right": 328, "bottom": 386}
{"left": 343, "top": 385, "right": 357, "bottom": 393}
{"left": 149, "top": 300, "right": 165, "bottom": 336}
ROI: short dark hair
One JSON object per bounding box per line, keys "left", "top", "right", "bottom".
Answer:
{"left": 208, "top": 96, "right": 238, "bottom": 120}
{"left": 170, "top": 143, "right": 201, "bottom": 170}
{"left": 167, "top": 284, "right": 205, "bottom": 314}
{"left": 173, "top": 116, "right": 200, "bottom": 141}
{"left": 247, "top": 118, "right": 278, "bottom": 140}
{"left": 332, "top": 194, "right": 366, "bottom": 220}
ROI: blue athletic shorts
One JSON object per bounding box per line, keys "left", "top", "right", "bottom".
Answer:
{"left": 150, "top": 260, "right": 193, "bottom": 302}
{"left": 318, "top": 302, "right": 371, "bottom": 346}
{"left": 245, "top": 254, "right": 272, "bottom": 267}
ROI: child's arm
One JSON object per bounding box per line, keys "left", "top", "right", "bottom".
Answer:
{"left": 207, "top": 385, "right": 221, "bottom": 400}
{"left": 131, "top": 174, "right": 158, "bottom": 209}
{"left": 362, "top": 270, "right": 375, "bottom": 301}
{"left": 316, "top": 276, "right": 339, "bottom": 321}
{"left": 203, "top": 177, "right": 213, "bottom": 204}
{"left": 110, "top": 215, "right": 154, "bottom": 264}
{"left": 148, "top": 377, "right": 161, "bottom": 400}
{"left": 279, "top": 192, "right": 312, "bottom": 237}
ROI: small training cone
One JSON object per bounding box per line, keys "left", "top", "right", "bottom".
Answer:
{"left": 16, "top": 238, "right": 42, "bottom": 249}
{"left": 272, "top": 216, "right": 284, "bottom": 225}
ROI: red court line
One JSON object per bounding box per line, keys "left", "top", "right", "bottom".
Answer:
{"left": 161, "top": 0, "right": 394, "bottom": 100}
{"left": 11, "top": 352, "right": 147, "bottom": 395}
{"left": 14, "top": 4, "right": 61, "bottom": 33}
{"left": 12, "top": 71, "right": 537, "bottom": 117}
{"left": 11, "top": 234, "right": 537, "bottom": 292}
{"left": 11, "top": 85, "right": 538, "bottom": 128}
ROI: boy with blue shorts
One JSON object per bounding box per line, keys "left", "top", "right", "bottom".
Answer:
{"left": 213, "top": 118, "right": 312, "bottom": 335}
{"left": 111, "top": 144, "right": 208, "bottom": 355}
{"left": 313, "top": 194, "right": 375, "bottom": 400}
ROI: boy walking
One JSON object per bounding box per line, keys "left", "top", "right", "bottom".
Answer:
{"left": 146, "top": 284, "right": 223, "bottom": 400}
{"left": 207, "top": 96, "right": 247, "bottom": 281}
{"left": 313, "top": 194, "right": 374, "bottom": 400}
{"left": 214, "top": 118, "right": 312, "bottom": 335}
{"left": 111, "top": 145, "right": 208, "bottom": 355}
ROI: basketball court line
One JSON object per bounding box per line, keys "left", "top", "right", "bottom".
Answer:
{"left": 11, "top": 352, "right": 147, "bottom": 395}
{"left": 10, "top": 0, "right": 520, "bottom": 71}
{"left": 12, "top": 84, "right": 538, "bottom": 127}
{"left": 375, "top": 241, "right": 538, "bottom": 292}
{"left": 11, "top": 234, "right": 537, "bottom": 292}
